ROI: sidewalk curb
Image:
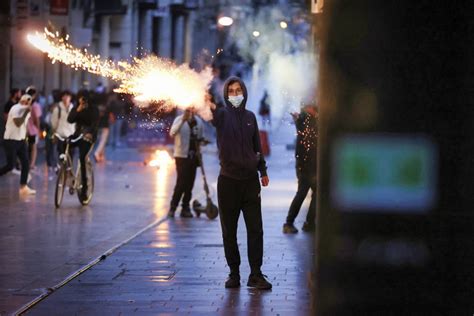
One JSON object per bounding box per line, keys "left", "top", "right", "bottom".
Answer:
{"left": 13, "top": 215, "right": 169, "bottom": 316}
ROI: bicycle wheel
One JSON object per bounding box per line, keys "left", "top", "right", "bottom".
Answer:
{"left": 206, "top": 201, "right": 219, "bottom": 220}
{"left": 55, "top": 166, "right": 67, "bottom": 208}
{"left": 77, "top": 160, "right": 94, "bottom": 205}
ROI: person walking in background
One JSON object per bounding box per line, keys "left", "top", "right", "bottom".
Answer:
{"left": 93, "top": 94, "right": 110, "bottom": 162}
{"left": 43, "top": 89, "right": 61, "bottom": 172}
{"left": 210, "top": 77, "right": 272, "bottom": 290}
{"left": 51, "top": 90, "right": 76, "bottom": 157}
{"left": 3, "top": 88, "right": 21, "bottom": 122}
{"left": 168, "top": 107, "right": 204, "bottom": 218}
{"left": 108, "top": 90, "right": 126, "bottom": 148}
{"left": 2, "top": 88, "right": 22, "bottom": 169}
{"left": 258, "top": 90, "right": 271, "bottom": 128}
{"left": 283, "top": 104, "right": 318, "bottom": 234}
{"left": 0, "top": 94, "right": 35, "bottom": 195}
{"left": 25, "top": 86, "right": 42, "bottom": 171}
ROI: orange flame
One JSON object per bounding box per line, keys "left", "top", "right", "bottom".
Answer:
{"left": 149, "top": 150, "right": 173, "bottom": 168}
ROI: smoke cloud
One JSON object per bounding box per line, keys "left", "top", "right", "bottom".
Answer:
{"left": 231, "top": 6, "right": 317, "bottom": 123}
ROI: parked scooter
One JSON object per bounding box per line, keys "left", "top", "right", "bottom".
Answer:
{"left": 192, "top": 139, "right": 218, "bottom": 219}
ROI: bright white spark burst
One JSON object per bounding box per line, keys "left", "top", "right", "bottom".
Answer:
{"left": 27, "top": 29, "right": 213, "bottom": 118}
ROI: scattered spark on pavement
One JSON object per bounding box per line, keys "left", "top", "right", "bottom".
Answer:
{"left": 148, "top": 150, "right": 173, "bottom": 168}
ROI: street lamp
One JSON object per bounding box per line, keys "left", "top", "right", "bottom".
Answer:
{"left": 218, "top": 16, "right": 233, "bottom": 27}
{"left": 252, "top": 30, "right": 260, "bottom": 37}
{"left": 280, "top": 21, "right": 288, "bottom": 29}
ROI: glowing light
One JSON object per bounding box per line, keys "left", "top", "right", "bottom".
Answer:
{"left": 27, "top": 29, "right": 213, "bottom": 117}
{"left": 149, "top": 150, "right": 173, "bottom": 168}
{"left": 150, "top": 150, "right": 173, "bottom": 218}
{"left": 252, "top": 30, "right": 260, "bottom": 37}
{"left": 218, "top": 16, "right": 233, "bottom": 27}
{"left": 27, "top": 30, "right": 122, "bottom": 80}
{"left": 280, "top": 21, "right": 288, "bottom": 29}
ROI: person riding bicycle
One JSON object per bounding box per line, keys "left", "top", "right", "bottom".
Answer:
{"left": 67, "top": 91, "right": 99, "bottom": 200}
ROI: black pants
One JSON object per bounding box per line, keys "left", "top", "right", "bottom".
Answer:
{"left": 56, "top": 139, "right": 69, "bottom": 158}
{"left": 286, "top": 173, "right": 316, "bottom": 225}
{"left": 59, "top": 139, "right": 91, "bottom": 192}
{"left": 170, "top": 157, "right": 198, "bottom": 209}
{"left": 45, "top": 136, "right": 57, "bottom": 167}
{"left": 73, "top": 140, "right": 92, "bottom": 192}
{"left": 0, "top": 139, "right": 29, "bottom": 185}
{"left": 218, "top": 174, "right": 263, "bottom": 275}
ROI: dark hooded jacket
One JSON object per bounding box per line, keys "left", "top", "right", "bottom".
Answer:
{"left": 67, "top": 103, "right": 99, "bottom": 142}
{"left": 295, "top": 110, "right": 317, "bottom": 178}
{"left": 211, "top": 77, "right": 268, "bottom": 180}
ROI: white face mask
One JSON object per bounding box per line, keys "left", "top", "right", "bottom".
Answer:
{"left": 228, "top": 95, "right": 244, "bottom": 108}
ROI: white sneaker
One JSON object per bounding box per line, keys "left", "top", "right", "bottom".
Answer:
{"left": 11, "top": 169, "right": 21, "bottom": 175}
{"left": 19, "top": 186, "right": 36, "bottom": 195}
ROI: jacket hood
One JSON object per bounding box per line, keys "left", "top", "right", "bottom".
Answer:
{"left": 223, "top": 76, "right": 248, "bottom": 109}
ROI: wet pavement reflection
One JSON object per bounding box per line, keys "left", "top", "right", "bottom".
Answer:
{"left": 0, "top": 147, "right": 175, "bottom": 314}
{"left": 1, "top": 144, "right": 314, "bottom": 315}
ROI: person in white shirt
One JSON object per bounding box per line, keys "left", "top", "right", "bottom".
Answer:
{"left": 168, "top": 107, "right": 204, "bottom": 218}
{"left": 0, "top": 94, "right": 36, "bottom": 195}
{"left": 25, "top": 86, "right": 42, "bottom": 170}
{"left": 51, "top": 90, "right": 76, "bottom": 156}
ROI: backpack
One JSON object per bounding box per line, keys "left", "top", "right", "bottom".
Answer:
{"left": 44, "top": 103, "right": 62, "bottom": 129}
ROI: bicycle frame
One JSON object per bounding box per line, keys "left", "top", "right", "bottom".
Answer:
{"left": 54, "top": 133, "right": 95, "bottom": 207}
{"left": 57, "top": 134, "right": 83, "bottom": 189}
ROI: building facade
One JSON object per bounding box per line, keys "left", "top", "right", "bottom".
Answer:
{"left": 0, "top": 0, "right": 212, "bottom": 100}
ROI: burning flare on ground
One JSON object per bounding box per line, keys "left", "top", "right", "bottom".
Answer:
{"left": 27, "top": 29, "right": 213, "bottom": 117}
{"left": 148, "top": 150, "right": 173, "bottom": 168}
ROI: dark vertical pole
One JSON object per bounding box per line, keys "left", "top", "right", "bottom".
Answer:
{"left": 152, "top": 16, "right": 161, "bottom": 56}
{"left": 183, "top": 12, "right": 188, "bottom": 62}
{"left": 9, "top": 44, "right": 13, "bottom": 91}
{"left": 316, "top": 1, "right": 474, "bottom": 314}
{"left": 0, "top": 0, "right": 9, "bottom": 100}
{"left": 170, "top": 12, "right": 176, "bottom": 60}
{"left": 138, "top": 9, "right": 145, "bottom": 57}
{"left": 43, "top": 53, "right": 47, "bottom": 94}
{"left": 58, "top": 27, "right": 67, "bottom": 90}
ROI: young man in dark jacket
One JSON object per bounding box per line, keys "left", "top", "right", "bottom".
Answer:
{"left": 210, "top": 77, "right": 272, "bottom": 290}
{"left": 67, "top": 92, "right": 99, "bottom": 200}
{"left": 283, "top": 105, "right": 318, "bottom": 233}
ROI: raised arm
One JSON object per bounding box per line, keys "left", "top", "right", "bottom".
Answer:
{"left": 13, "top": 107, "right": 31, "bottom": 127}
{"left": 210, "top": 105, "right": 225, "bottom": 128}
{"left": 67, "top": 106, "right": 78, "bottom": 123}
{"left": 252, "top": 115, "right": 268, "bottom": 181}
{"left": 169, "top": 115, "right": 185, "bottom": 137}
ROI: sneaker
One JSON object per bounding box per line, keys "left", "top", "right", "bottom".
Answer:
{"left": 11, "top": 169, "right": 21, "bottom": 175}
{"left": 302, "top": 221, "right": 315, "bottom": 232}
{"left": 247, "top": 273, "right": 272, "bottom": 290}
{"left": 19, "top": 186, "right": 36, "bottom": 195}
{"left": 225, "top": 273, "right": 240, "bottom": 288}
{"left": 283, "top": 223, "right": 298, "bottom": 234}
{"left": 79, "top": 190, "right": 88, "bottom": 202}
{"left": 167, "top": 207, "right": 176, "bottom": 218}
{"left": 180, "top": 207, "right": 193, "bottom": 218}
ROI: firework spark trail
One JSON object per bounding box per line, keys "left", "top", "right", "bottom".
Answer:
{"left": 27, "top": 29, "right": 213, "bottom": 118}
